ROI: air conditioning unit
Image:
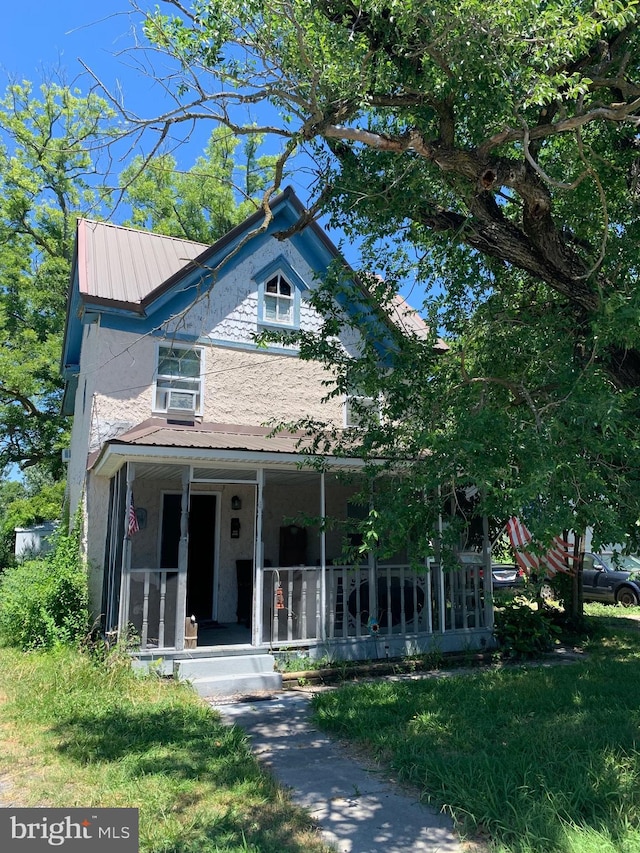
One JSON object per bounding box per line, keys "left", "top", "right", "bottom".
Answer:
{"left": 166, "top": 389, "right": 198, "bottom": 420}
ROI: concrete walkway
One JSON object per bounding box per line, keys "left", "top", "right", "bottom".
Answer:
{"left": 214, "top": 690, "right": 466, "bottom": 853}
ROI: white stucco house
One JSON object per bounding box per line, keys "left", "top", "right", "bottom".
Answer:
{"left": 61, "top": 188, "right": 493, "bottom": 695}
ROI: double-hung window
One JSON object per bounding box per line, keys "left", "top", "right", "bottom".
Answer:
{"left": 263, "top": 273, "right": 294, "bottom": 325}
{"left": 154, "top": 345, "right": 203, "bottom": 414}
{"left": 256, "top": 257, "right": 305, "bottom": 330}
{"left": 344, "top": 386, "right": 380, "bottom": 428}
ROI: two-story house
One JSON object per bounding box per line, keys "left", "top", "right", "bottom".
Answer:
{"left": 61, "top": 188, "right": 492, "bottom": 695}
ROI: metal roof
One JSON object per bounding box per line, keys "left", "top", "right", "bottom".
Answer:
{"left": 388, "top": 293, "right": 447, "bottom": 349}
{"left": 108, "top": 419, "right": 312, "bottom": 454}
{"left": 89, "top": 418, "right": 373, "bottom": 479}
{"left": 77, "top": 219, "right": 208, "bottom": 307}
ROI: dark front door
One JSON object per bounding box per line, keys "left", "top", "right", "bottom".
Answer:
{"left": 187, "top": 495, "right": 217, "bottom": 621}
{"left": 161, "top": 493, "right": 217, "bottom": 622}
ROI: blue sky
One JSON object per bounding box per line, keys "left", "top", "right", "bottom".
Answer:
{"left": 1, "top": 2, "right": 337, "bottom": 223}
{"left": 1, "top": 1, "right": 222, "bottom": 172}
{"left": 1, "top": 1, "right": 424, "bottom": 295}
{"left": 2, "top": 2, "right": 152, "bottom": 107}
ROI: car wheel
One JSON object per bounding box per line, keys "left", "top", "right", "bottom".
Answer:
{"left": 540, "top": 582, "right": 554, "bottom": 600}
{"left": 615, "top": 586, "right": 639, "bottom": 607}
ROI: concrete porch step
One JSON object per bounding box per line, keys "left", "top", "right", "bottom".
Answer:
{"left": 174, "top": 653, "right": 282, "bottom": 698}
{"left": 186, "top": 671, "right": 283, "bottom": 698}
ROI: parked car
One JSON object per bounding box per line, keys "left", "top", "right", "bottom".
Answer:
{"left": 490, "top": 564, "right": 526, "bottom": 589}
{"left": 582, "top": 553, "right": 640, "bottom": 606}
{"left": 607, "top": 553, "right": 640, "bottom": 572}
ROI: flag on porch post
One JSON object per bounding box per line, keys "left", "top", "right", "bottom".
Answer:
{"left": 128, "top": 494, "right": 140, "bottom": 537}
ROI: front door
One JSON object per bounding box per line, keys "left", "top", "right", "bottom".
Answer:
{"left": 160, "top": 493, "right": 217, "bottom": 622}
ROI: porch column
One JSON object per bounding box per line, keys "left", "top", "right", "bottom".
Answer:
{"left": 436, "top": 486, "right": 446, "bottom": 633}
{"left": 117, "top": 462, "right": 135, "bottom": 637}
{"left": 252, "top": 468, "right": 265, "bottom": 646}
{"left": 482, "top": 512, "right": 494, "bottom": 628}
{"left": 175, "top": 467, "right": 190, "bottom": 651}
{"left": 319, "top": 471, "right": 327, "bottom": 641}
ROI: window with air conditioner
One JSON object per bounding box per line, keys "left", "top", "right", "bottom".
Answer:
{"left": 154, "top": 345, "right": 203, "bottom": 415}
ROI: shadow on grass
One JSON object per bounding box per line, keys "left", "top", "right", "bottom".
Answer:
{"left": 54, "top": 703, "right": 251, "bottom": 783}
{"left": 49, "top": 702, "right": 325, "bottom": 853}
{"left": 312, "top": 635, "right": 640, "bottom": 853}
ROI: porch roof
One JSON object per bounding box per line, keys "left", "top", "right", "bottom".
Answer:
{"left": 90, "top": 418, "right": 369, "bottom": 478}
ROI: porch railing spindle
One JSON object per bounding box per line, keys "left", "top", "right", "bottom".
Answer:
{"left": 158, "top": 572, "right": 166, "bottom": 648}
{"left": 287, "top": 570, "right": 294, "bottom": 641}
{"left": 315, "top": 571, "right": 321, "bottom": 640}
{"left": 386, "top": 568, "right": 392, "bottom": 636}
{"left": 141, "top": 572, "right": 150, "bottom": 647}
{"left": 301, "top": 572, "right": 308, "bottom": 639}
{"left": 328, "top": 568, "right": 335, "bottom": 639}
{"left": 272, "top": 573, "right": 280, "bottom": 642}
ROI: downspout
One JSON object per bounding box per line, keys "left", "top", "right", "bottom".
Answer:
{"left": 320, "top": 471, "right": 327, "bottom": 641}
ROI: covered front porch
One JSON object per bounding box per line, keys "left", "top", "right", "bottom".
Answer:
{"left": 92, "top": 423, "right": 494, "bottom": 667}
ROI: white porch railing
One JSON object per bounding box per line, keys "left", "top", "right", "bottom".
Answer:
{"left": 125, "top": 563, "right": 486, "bottom": 651}
{"left": 261, "top": 562, "right": 486, "bottom": 647}
{"left": 127, "top": 568, "right": 179, "bottom": 649}
{"left": 262, "top": 566, "right": 324, "bottom": 644}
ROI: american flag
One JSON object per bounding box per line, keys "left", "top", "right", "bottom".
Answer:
{"left": 506, "top": 516, "right": 540, "bottom": 574}
{"left": 128, "top": 495, "right": 140, "bottom": 537}
{"left": 506, "top": 517, "right": 573, "bottom": 577}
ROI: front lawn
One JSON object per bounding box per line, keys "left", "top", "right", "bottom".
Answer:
{"left": 0, "top": 645, "right": 330, "bottom": 853}
{"left": 312, "top": 611, "right": 640, "bottom": 853}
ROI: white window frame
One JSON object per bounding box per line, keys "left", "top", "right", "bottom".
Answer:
{"left": 262, "top": 272, "right": 294, "bottom": 326}
{"left": 256, "top": 257, "right": 305, "bottom": 331}
{"left": 344, "top": 391, "right": 381, "bottom": 428}
{"left": 153, "top": 343, "right": 204, "bottom": 415}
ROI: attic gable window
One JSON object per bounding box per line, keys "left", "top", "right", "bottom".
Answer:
{"left": 264, "top": 273, "right": 293, "bottom": 324}
{"left": 256, "top": 258, "right": 305, "bottom": 331}
{"left": 154, "top": 344, "right": 203, "bottom": 415}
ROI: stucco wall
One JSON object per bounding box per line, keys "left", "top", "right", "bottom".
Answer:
{"left": 67, "top": 225, "right": 364, "bottom": 623}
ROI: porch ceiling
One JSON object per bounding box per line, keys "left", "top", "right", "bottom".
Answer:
{"left": 131, "top": 462, "right": 323, "bottom": 486}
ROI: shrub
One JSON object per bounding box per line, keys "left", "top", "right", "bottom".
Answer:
{"left": 0, "top": 523, "right": 88, "bottom": 650}
{"left": 493, "top": 599, "right": 560, "bottom": 658}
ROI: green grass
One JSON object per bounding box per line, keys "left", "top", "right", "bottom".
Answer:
{"left": 311, "top": 613, "right": 640, "bottom": 853}
{"left": 0, "top": 645, "right": 330, "bottom": 853}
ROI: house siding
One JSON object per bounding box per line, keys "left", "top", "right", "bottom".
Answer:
{"left": 66, "top": 288, "right": 347, "bottom": 620}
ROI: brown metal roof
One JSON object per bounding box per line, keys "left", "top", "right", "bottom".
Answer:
{"left": 105, "top": 419, "right": 315, "bottom": 455}
{"left": 77, "top": 219, "right": 208, "bottom": 307}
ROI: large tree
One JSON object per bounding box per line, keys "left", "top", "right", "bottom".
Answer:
{"left": 103, "top": 0, "right": 640, "bottom": 549}
{"left": 129, "top": 0, "right": 640, "bottom": 385}
{"left": 0, "top": 77, "right": 275, "bottom": 477}
{"left": 0, "top": 81, "right": 114, "bottom": 475}
{"left": 120, "top": 126, "right": 277, "bottom": 241}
